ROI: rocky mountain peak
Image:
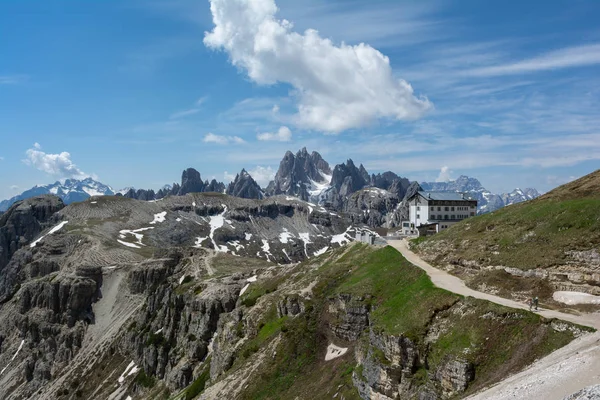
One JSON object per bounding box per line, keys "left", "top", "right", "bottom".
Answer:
{"left": 226, "top": 169, "right": 263, "bottom": 199}
{"left": 331, "top": 159, "right": 368, "bottom": 195}
{"left": 266, "top": 148, "right": 332, "bottom": 201}
{"left": 178, "top": 168, "right": 205, "bottom": 195}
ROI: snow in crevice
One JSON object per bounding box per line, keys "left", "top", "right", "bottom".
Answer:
{"left": 118, "top": 361, "right": 136, "bottom": 384}
{"left": 314, "top": 247, "right": 329, "bottom": 257}
{"left": 30, "top": 221, "right": 69, "bottom": 248}
{"left": 150, "top": 211, "right": 167, "bottom": 224}
{"left": 239, "top": 283, "right": 250, "bottom": 297}
{"left": 245, "top": 232, "right": 253, "bottom": 241}
{"left": 261, "top": 240, "right": 273, "bottom": 261}
{"left": 282, "top": 249, "right": 291, "bottom": 261}
{"left": 331, "top": 227, "right": 353, "bottom": 245}
{"left": 299, "top": 233, "right": 311, "bottom": 257}
{"left": 209, "top": 205, "right": 229, "bottom": 253}
{"left": 247, "top": 275, "right": 258, "bottom": 283}
{"left": 0, "top": 339, "right": 25, "bottom": 376}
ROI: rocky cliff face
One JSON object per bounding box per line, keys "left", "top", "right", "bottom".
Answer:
{"left": 0, "top": 196, "right": 65, "bottom": 302}
{"left": 266, "top": 148, "right": 332, "bottom": 201}
{"left": 226, "top": 169, "right": 263, "bottom": 199}
{"left": 0, "top": 206, "right": 585, "bottom": 399}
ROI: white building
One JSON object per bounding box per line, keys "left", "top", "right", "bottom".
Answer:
{"left": 402, "top": 191, "right": 477, "bottom": 235}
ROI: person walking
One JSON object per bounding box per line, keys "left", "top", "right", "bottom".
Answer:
{"left": 528, "top": 298, "right": 533, "bottom": 311}
{"left": 533, "top": 296, "right": 539, "bottom": 311}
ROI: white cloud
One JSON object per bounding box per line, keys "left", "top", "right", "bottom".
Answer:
{"left": 435, "top": 166, "right": 453, "bottom": 182}
{"left": 257, "top": 126, "right": 292, "bottom": 142}
{"left": 203, "top": 132, "right": 246, "bottom": 145}
{"left": 468, "top": 43, "right": 600, "bottom": 77}
{"left": 223, "top": 171, "right": 237, "bottom": 182}
{"left": 10, "top": 185, "right": 19, "bottom": 191}
{"left": 248, "top": 166, "right": 276, "bottom": 187}
{"left": 23, "top": 143, "right": 88, "bottom": 179}
{"left": 204, "top": 0, "right": 432, "bottom": 133}
{"left": 196, "top": 96, "right": 208, "bottom": 105}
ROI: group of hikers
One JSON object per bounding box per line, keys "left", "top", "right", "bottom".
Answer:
{"left": 528, "top": 296, "right": 539, "bottom": 311}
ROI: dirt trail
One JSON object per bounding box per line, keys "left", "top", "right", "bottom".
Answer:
{"left": 386, "top": 239, "right": 600, "bottom": 400}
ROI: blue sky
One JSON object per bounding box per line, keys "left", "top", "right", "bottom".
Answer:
{"left": 1, "top": 0, "right": 600, "bottom": 200}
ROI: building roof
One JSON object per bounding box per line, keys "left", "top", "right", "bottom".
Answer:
{"left": 416, "top": 191, "right": 475, "bottom": 201}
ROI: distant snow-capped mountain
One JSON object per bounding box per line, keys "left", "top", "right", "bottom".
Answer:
{"left": 0, "top": 178, "right": 114, "bottom": 211}
{"left": 420, "top": 176, "right": 540, "bottom": 213}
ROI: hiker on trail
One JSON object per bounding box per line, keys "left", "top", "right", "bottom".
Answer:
{"left": 528, "top": 298, "right": 533, "bottom": 311}
{"left": 533, "top": 296, "right": 539, "bottom": 311}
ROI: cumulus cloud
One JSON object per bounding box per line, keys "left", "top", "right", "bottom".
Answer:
{"left": 248, "top": 166, "right": 276, "bottom": 187}
{"left": 23, "top": 143, "right": 88, "bottom": 179}
{"left": 203, "top": 133, "right": 246, "bottom": 145}
{"left": 257, "top": 126, "right": 292, "bottom": 142}
{"left": 204, "top": 0, "right": 431, "bottom": 133}
{"left": 435, "top": 166, "right": 453, "bottom": 182}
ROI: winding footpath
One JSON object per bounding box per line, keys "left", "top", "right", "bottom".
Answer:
{"left": 386, "top": 239, "right": 600, "bottom": 400}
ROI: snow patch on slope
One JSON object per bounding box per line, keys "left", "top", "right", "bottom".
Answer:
{"left": 150, "top": 211, "right": 167, "bottom": 224}
{"left": 30, "top": 221, "right": 69, "bottom": 247}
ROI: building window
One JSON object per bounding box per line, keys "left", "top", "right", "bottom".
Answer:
{"left": 445, "top": 207, "right": 449, "bottom": 211}
{"left": 417, "top": 206, "right": 420, "bottom": 211}
{"left": 417, "top": 214, "right": 420, "bottom": 219}
{"left": 438, "top": 207, "right": 441, "bottom": 211}
{"left": 445, "top": 215, "right": 449, "bottom": 220}
{"left": 431, "top": 215, "right": 436, "bottom": 220}
{"left": 451, "top": 207, "right": 454, "bottom": 211}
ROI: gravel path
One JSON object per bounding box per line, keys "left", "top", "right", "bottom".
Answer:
{"left": 386, "top": 239, "right": 600, "bottom": 400}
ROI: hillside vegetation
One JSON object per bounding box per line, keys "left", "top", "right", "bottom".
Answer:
{"left": 414, "top": 170, "right": 600, "bottom": 308}
{"left": 195, "top": 245, "right": 586, "bottom": 400}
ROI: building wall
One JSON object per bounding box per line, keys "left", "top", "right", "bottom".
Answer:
{"left": 409, "top": 195, "right": 477, "bottom": 232}
{"left": 426, "top": 203, "right": 476, "bottom": 222}
{"left": 409, "top": 202, "right": 431, "bottom": 228}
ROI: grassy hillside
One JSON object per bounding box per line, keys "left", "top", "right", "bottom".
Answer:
{"left": 214, "top": 245, "right": 586, "bottom": 399}
{"left": 416, "top": 170, "right": 600, "bottom": 271}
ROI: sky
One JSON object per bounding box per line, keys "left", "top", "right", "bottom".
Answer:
{"left": 1, "top": 0, "right": 600, "bottom": 200}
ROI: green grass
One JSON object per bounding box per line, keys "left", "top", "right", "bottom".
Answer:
{"left": 184, "top": 359, "right": 211, "bottom": 400}
{"left": 229, "top": 244, "right": 586, "bottom": 399}
{"left": 418, "top": 197, "right": 600, "bottom": 271}
{"left": 337, "top": 246, "right": 458, "bottom": 339}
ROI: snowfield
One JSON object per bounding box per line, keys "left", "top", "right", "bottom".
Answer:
{"left": 553, "top": 291, "right": 600, "bottom": 305}
{"left": 279, "top": 228, "right": 293, "bottom": 244}
{"left": 30, "top": 221, "right": 69, "bottom": 248}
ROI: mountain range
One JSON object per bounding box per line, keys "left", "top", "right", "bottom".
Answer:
{"left": 1, "top": 149, "right": 541, "bottom": 222}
